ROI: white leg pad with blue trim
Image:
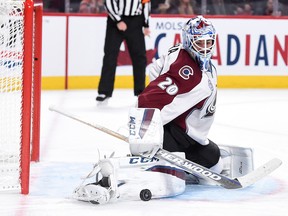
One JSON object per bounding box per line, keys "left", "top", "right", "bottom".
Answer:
{"left": 72, "top": 153, "right": 186, "bottom": 204}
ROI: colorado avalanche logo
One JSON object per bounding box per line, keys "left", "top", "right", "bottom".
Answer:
{"left": 179, "top": 65, "right": 193, "bottom": 80}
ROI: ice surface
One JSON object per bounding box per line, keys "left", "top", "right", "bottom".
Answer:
{"left": 0, "top": 89, "right": 287, "bottom": 216}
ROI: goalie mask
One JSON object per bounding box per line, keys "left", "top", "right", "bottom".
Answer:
{"left": 182, "top": 16, "right": 216, "bottom": 71}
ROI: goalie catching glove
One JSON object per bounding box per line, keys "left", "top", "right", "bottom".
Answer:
{"left": 128, "top": 108, "right": 163, "bottom": 158}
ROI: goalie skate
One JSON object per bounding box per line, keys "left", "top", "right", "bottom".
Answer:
{"left": 73, "top": 183, "right": 111, "bottom": 204}
{"left": 72, "top": 158, "right": 119, "bottom": 204}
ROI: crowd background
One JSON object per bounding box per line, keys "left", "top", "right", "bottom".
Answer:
{"left": 43, "top": 0, "right": 288, "bottom": 16}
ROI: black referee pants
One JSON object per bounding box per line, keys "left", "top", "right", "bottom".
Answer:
{"left": 98, "top": 16, "right": 147, "bottom": 97}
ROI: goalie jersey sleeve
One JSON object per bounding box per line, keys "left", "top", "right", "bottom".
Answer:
{"left": 138, "top": 44, "right": 217, "bottom": 145}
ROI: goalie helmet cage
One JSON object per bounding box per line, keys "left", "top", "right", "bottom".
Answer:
{"left": 0, "top": 0, "right": 43, "bottom": 194}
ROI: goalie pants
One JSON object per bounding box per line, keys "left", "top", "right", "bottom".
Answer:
{"left": 98, "top": 16, "right": 147, "bottom": 97}
{"left": 163, "top": 123, "right": 221, "bottom": 169}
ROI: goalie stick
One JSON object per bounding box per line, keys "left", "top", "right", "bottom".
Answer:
{"left": 49, "top": 106, "right": 282, "bottom": 189}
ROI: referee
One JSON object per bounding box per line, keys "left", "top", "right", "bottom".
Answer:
{"left": 96, "top": 0, "right": 151, "bottom": 102}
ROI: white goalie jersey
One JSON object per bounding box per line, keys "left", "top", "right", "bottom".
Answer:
{"left": 138, "top": 43, "right": 217, "bottom": 145}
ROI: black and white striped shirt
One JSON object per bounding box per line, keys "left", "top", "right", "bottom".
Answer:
{"left": 104, "top": 0, "right": 151, "bottom": 27}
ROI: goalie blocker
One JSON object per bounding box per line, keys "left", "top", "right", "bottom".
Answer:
{"left": 128, "top": 108, "right": 163, "bottom": 158}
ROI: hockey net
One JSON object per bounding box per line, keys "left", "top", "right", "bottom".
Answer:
{"left": 0, "top": 0, "right": 42, "bottom": 194}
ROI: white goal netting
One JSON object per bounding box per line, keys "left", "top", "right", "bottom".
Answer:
{"left": 0, "top": 0, "right": 25, "bottom": 191}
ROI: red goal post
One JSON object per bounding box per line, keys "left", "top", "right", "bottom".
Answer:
{"left": 0, "top": 0, "right": 43, "bottom": 194}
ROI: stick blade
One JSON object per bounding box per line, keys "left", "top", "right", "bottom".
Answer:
{"left": 236, "top": 158, "right": 282, "bottom": 188}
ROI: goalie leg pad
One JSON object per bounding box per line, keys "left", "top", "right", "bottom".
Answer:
{"left": 219, "top": 145, "right": 254, "bottom": 178}
{"left": 73, "top": 153, "right": 186, "bottom": 204}
{"left": 117, "top": 154, "right": 186, "bottom": 201}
